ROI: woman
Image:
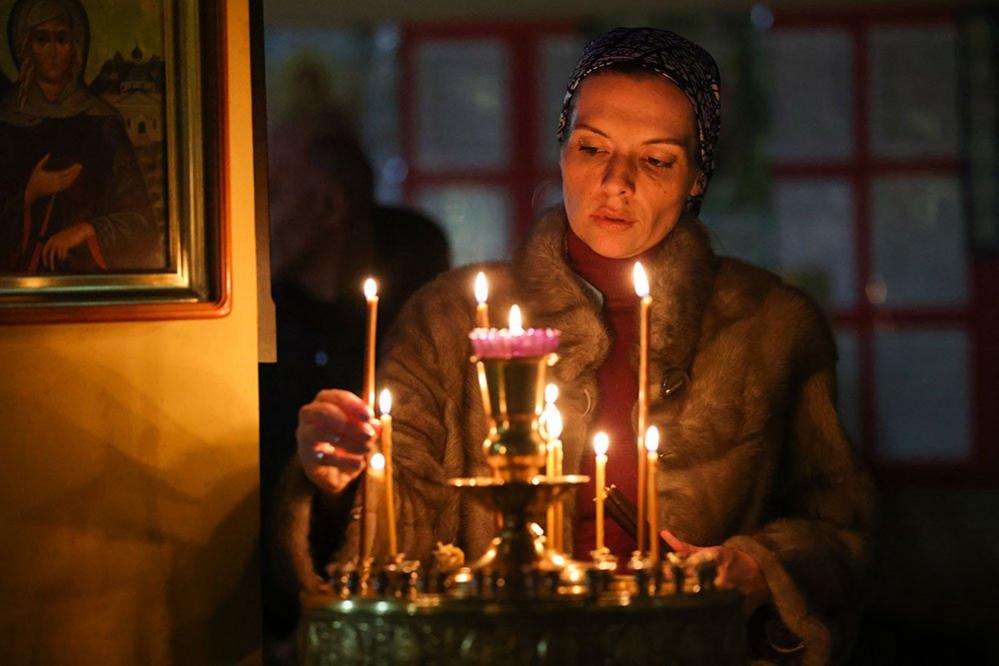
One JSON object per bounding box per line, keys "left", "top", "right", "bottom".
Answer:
{"left": 0, "top": 0, "right": 159, "bottom": 273}
{"left": 278, "top": 27, "right": 875, "bottom": 664}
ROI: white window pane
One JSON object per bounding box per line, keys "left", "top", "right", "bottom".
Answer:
{"left": 871, "top": 176, "right": 968, "bottom": 307}
{"left": 538, "top": 35, "right": 586, "bottom": 167}
{"left": 869, "top": 26, "right": 960, "bottom": 158}
{"left": 834, "top": 329, "right": 861, "bottom": 445}
{"left": 775, "top": 180, "right": 856, "bottom": 309}
{"left": 875, "top": 328, "right": 971, "bottom": 461}
{"left": 415, "top": 40, "right": 509, "bottom": 171}
{"left": 416, "top": 185, "right": 510, "bottom": 266}
{"left": 765, "top": 29, "right": 854, "bottom": 161}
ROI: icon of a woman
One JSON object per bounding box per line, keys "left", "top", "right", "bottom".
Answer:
{"left": 0, "top": 0, "right": 161, "bottom": 273}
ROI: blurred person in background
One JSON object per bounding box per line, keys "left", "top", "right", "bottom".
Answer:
{"left": 261, "top": 110, "right": 449, "bottom": 659}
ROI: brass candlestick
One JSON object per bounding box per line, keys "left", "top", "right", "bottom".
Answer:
{"left": 450, "top": 332, "right": 587, "bottom": 597}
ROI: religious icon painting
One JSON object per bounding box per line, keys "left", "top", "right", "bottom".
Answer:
{"left": 0, "top": 0, "right": 229, "bottom": 322}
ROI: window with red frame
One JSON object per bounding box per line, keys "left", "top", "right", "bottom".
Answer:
{"left": 401, "top": 15, "right": 998, "bottom": 477}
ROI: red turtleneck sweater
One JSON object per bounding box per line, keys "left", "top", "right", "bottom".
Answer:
{"left": 567, "top": 229, "right": 659, "bottom": 561}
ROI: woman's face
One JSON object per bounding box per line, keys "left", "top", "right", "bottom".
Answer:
{"left": 29, "top": 18, "right": 74, "bottom": 87}
{"left": 559, "top": 71, "right": 703, "bottom": 258}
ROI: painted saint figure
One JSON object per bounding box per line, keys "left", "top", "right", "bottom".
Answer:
{"left": 0, "top": 0, "right": 161, "bottom": 273}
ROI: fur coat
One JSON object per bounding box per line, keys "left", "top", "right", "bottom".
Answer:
{"left": 274, "top": 208, "right": 876, "bottom": 664}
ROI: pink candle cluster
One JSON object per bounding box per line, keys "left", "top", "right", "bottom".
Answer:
{"left": 469, "top": 328, "right": 561, "bottom": 359}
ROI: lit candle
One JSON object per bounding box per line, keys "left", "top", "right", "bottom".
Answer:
{"left": 546, "top": 405, "right": 564, "bottom": 552}
{"left": 369, "top": 452, "right": 385, "bottom": 478}
{"left": 360, "top": 452, "right": 385, "bottom": 567}
{"left": 645, "top": 426, "right": 660, "bottom": 563}
{"left": 508, "top": 304, "right": 524, "bottom": 333}
{"left": 363, "top": 278, "right": 379, "bottom": 409}
{"left": 593, "top": 432, "right": 609, "bottom": 552}
{"left": 474, "top": 272, "right": 490, "bottom": 328}
{"left": 379, "top": 389, "right": 397, "bottom": 558}
{"left": 633, "top": 262, "right": 651, "bottom": 556}
{"left": 544, "top": 384, "right": 558, "bottom": 547}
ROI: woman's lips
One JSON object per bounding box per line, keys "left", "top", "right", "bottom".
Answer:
{"left": 590, "top": 210, "right": 634, "bottom": 228}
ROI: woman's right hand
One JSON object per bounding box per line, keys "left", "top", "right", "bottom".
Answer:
{"left": 25, "top": 154, "right": 82, "bottom": 206}
{"left": 297, "top": 389, "right": 381, "bottom": 495}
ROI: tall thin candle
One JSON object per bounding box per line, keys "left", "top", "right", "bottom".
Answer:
{"left": 645, "top": 426, "right": 661, "bottom": 563}
{"left": 358, "top": 278, "right": 379, "bottom": 569}
{"left": 547, "top": 405, "right": 564, "bottom": 552}
{"left": 379, "top": 389, "right": 397, "bottom": 558}
{"left": 544, "top": 384, "right": 558, "bottom": 545}
{"left": 633, "top": 262, "right": 651, "bottom": 555}
{"left": 363, "top": 278, "right": 379, "bottom": 409}
{"left": 364, "top": 452, "right": 385, "bottom": 564}
{"left": 474, "top": 272, "right": 490, "bottom": 328}
{"left": 593, "top": 432, "right": 609, "bottom": 552}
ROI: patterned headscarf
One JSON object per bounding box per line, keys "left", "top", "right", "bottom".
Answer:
{"left": 557, "top": 27, "right": 722, "bottom": 212}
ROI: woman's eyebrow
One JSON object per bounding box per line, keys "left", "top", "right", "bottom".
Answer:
{"left": 574, "top": 124, "right": 686, "bottom": 148}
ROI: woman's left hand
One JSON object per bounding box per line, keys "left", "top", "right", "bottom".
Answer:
{"left": 661, "top": 528, "right": 770, "bottom": 614}
{"left": 41, "top": 222, "right": 96, "bottom": 270}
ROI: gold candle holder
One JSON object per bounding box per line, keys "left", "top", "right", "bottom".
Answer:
{"left": 476, "top": 354, "right": 553, "bottom": 481}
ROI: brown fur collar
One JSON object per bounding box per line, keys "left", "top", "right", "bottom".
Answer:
{"left": 510, "top": 206, "right": 717, "bottom": 482}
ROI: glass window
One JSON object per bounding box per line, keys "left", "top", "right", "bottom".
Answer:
{"left": 874, "top": 328, "right": 971, "bottom": 461}
{"left": 415, "top": 40, "right": 510, "bottom": 172}
{"left": 765, "top": 29, "right": 854, "bottom": 161}
{"left": 775, "top": 180, "right": 856, "bottom": 309}
{"left": 537, "top": 35, "right": 586, "bottom": 167}
{"left": 871, "top": 176, "right": 968, "bottom": 307}
{"left": 416, "top": 185, "right": 511, "bottom": 266}
{"left": 868, "top": 25, "right": 960, "bottom": 158}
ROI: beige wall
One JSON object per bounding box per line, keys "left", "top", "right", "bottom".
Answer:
{"left": 0, "top": 1, "right": 261, "bottom": 663}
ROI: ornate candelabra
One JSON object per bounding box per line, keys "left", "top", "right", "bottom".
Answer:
{"left": 445, "top": 327, "right": 586, "bottom": 597}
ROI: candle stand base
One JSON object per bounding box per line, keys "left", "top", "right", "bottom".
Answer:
{"left": 299, "top": 589, "right": 746, "bottom": 665}
{"left": 447, "top": 474, "right": 587, "bottom": 598}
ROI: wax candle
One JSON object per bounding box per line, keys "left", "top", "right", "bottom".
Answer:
{"left": 363, "top": 278, "right": 379, "bottom": 409}
{"left": 541, "top": 384, "right": 558, "bottom": 548}
{"left": 362, "top": 452, "right": 385, "bottom": 564}
{"left": 633, "top": 262, "right": 651, "bottom": 555}
{"left": 474, "top": 272, "right": 490, "bottom": 328}
{"left": 379, "top": 389, "right": 397, "bottom": 558}
{"left": 547, "top": 405, "right": 564, "bottom": 552}
{"left": 357, "top": 278, "right": 379, "bottom": 568}
{"left": 645, "top": 426, "right": 660, "bottom": 563}
{"left": 593, "top": 432, "right": 610, "bottom": 552}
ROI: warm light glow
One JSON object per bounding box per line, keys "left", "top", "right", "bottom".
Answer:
{"left": 363, "top": 277, "right": 378, "bottom": 300}
{"left": 379, "top": 389, "right": 392, "bottom": 416}
{"left": 645, "top": 426, "right": 660, "bottom": 453}
{"left": 474, "top": 272, "right": 488, "bottom": 305}
{"left": 546, "top": 406, "right": 563, "bottom": 440}
{"left": 593, "top": 432, "right": 609, "bottom": 457}
{"left": 508, "top": 304, "right": 524, "bottom": 333}
{"left": 370, "top": 452, "right": 385, "bottom": 470}
{"left": 633, "top": 262, "right": 650, "bottom": 298}
{"left": 545, "top": 383, "right": 559, "bottom": 405}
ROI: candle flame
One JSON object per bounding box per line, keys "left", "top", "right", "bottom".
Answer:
{"left": 370, "top": 452, "right": 385, "bottom": 471}
{"left": 546, "top": 406, "right": 563, "bottom": 440}
{"left": 633, "top": 262, "right": 650, "bottom": 298}
{"left": 593, "top": 432, "right": 609, "bottom": 457}
{"left": 508, "top": 304, "right": 524, "bottom": 333}
{"left": 645, "top": 426, "right": 660, "bottom": 453}
{"left": 545, "top": 383, "right": 559, "bottom": 405}
{"left": 363, "top": 278, "right": 378, "bottom": 300}
{"left": 474, "top": 272, "right": 488, "bottom": 305}
{"left": 378, "top": 388, "right": 392, "bottom": 416}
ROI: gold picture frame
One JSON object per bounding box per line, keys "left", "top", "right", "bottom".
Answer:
{"left": 0, "top": 0, "right": 229, "bottom": 323}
